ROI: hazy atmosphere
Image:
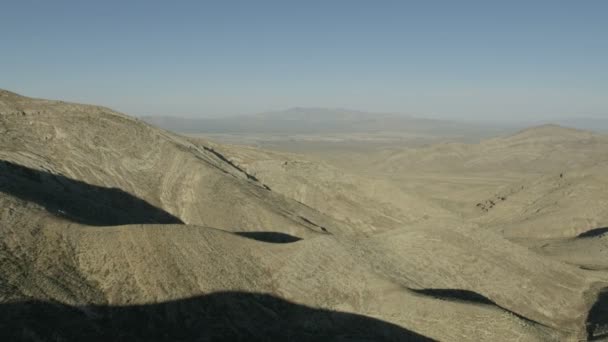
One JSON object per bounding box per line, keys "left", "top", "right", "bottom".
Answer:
{"left": 2, "top": 2, "right": 608, "bottom": 341}
{"left": 1, "top": 0, "right": 607, "bottom": 120}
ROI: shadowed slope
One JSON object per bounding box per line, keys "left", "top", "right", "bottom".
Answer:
{"left": 0, "top": 292, "right": 432, "bottom": 342}
{"left": 234, "top": 231, "right": 302, "bottom": 243}
{"left": 0, "top": 160, "right": 183, "bottom": 226}
{"left": 578, "top": 227, "right": 608, "bottom": 238}
{"left": 411, "top": 288, "right": 495, "bottom": 305}
{"left": 587, "top": 289, "right": 608, "bottom": 340}
{"left": 411, "top": 289, "right": 548, "bottom": 327}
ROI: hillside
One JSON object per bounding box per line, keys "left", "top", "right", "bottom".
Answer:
{"left": 0, "top": 89, "right": 349, "bottom": 238}
{"left": 319, "top": 124, "right": 608, "bottom": 222}
{"left": 366, "top": 124, "right": 608, "bottom": 175}
{"left": 1, "top": 90, "right": 607, "bottom": 341}
{"left": 191, "top": 139, "right": 457, "bottom": 233}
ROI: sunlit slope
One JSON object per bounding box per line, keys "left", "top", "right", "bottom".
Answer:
{"left": 473, "top": 163, "right": 608, "bottom": 239}
{"left": 0, "top": 89, "right": 350, "bottom": 238}
{"left": 1, "top": 89, "right": 606, "bottom": 341}
{"left": 373, "top": 125, "right": 608, "bottom": 175}
{"left": 192, "top": 139, "right": 456, "bottom": 234}
{"left": 0, "top": 203, "right": 571, "bottom": 341}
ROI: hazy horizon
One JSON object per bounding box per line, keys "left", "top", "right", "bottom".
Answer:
{"left": 138, "top": 106, "right": 608, "bottom": 123}
{"left": 3, "top": 3, "right": 608, "bottom": 339}
{"left": 1, "top": 1, "right": 607, "bottom": 121}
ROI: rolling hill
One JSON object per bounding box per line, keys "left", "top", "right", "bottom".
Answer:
{"left": 1, "top": 89, "right": 607, "bottom": 341}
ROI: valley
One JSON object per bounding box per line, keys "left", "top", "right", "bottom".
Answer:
{"left": 1, "top": 90, "right": 608, "bottom": 341}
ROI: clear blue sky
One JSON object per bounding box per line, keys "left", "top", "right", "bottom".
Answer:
{"left": 1, "top": 0, "right": 607, "bottom": 120}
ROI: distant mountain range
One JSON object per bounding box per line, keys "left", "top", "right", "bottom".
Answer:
{"left": 141, "top": 108, "right": 518, "bottom": 140}
{"left": 143, "top": 107, "right": 608, "bottom": 138}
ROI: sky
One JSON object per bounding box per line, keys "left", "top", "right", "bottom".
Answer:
{"left": 1, "top": 0, "right": 607, "bottom": 120}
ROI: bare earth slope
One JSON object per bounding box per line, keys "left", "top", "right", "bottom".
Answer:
{"left": 368, "top": 124, "right": 608, "bottom": 175}
{"left": 0, "top": 89, "right": 347, "bottom": 238}
{"left": 192, "top": 139, "right": 457, "bottom": 234}
{"left": 1, "top": 90, "right": 606, "bottom": 341}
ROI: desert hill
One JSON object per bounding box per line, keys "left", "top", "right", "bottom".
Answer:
{"left": 189, "top": 138, "right": 457, "bottom": 233}
{"left": 1, "top": 90, "right": 607, "bottom": 341}
{"left": 317, "top": 124, "right": 608, "bottom": 224}
{"left": 364, "top": 124, "right": 608, "bottom": 175}
{"left": 471, "top": 162, "right": 608, "bottom": 239}
{"left": 0, "top": 89, "right": 347, "bottom": 238}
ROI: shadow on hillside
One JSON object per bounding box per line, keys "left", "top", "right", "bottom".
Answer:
{"left": 578, "top": 227, "right": 608, "bottom": 238}
{"left": 410, "top": 288, "right": 543, "bottom": 326}
{"left": 234, "top": 231, "right": 302, "bottom": 243}
{"left": 411, "top": 288, "right": 494, "bottom": 305}
{"left": 0, "top": 291, "right": 432, "bottom": 342}
{"left": 587, "top": 289, "right": 608, "bottom": 341}
{"left": 0, "top": 160, "right": 183, "bottom": 226}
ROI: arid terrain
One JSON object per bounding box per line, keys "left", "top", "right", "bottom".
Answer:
{"left": 2, "top": 89, "right": 608, "bottom": 341}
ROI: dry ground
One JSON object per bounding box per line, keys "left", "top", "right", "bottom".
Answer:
{"left": 2, "top": 89, "right": 607, "bottom": 341}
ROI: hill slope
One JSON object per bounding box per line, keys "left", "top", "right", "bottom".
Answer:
{"left": 1, "top": 90, "right": 606, "bottom": 341}
{"left": 368, "top": 124, "right": 608, "bottom": 175}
